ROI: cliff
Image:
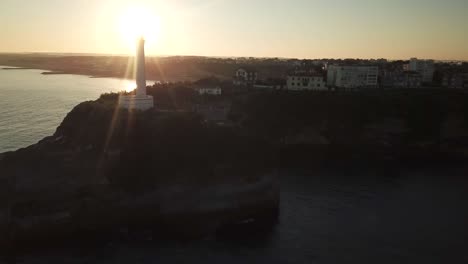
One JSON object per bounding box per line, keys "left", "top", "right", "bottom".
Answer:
{"left": 230, "top": 89, "right": 468, "bottom": 165}
{"left": 0, "top": 97, "right": 279, "bottom": 253}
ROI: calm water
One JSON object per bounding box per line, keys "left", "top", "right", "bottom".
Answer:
{"left": 1, "top": 69, "right": 467, "bottom": 263}
{"left": 14, "top": 168, "right": 468, "bottom": 264}
{"left": 0, "top": 67, "right": 147, "bottom": 153}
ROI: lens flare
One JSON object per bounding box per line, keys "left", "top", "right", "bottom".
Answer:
{"left": 118, "top": 6, "right": 160, "bottom": 50}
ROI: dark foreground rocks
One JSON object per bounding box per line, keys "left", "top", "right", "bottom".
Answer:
{"left": 0, "top": 99, "right": 279, "bottom": 254}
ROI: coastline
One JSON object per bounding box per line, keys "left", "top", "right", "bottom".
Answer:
{"left": 41, "top": 71, "right": 67, "bottom": 75}
{"left": 0, "top": 64, "right": 156, "bottom": 83}
{"left": 0, "top": 54, "right": 231, "bottom": 82}
{"left": 1, "top": 65, "right": 135, "bottom": 80}
{"left": 1, "top": 65, "right": 164, "bottom": 83}
{"left": 2, "top": 67, "right": 35, "bottom": 70}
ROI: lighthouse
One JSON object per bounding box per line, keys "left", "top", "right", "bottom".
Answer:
{"left": 136, "top": 37, "right": 147, "bottom": 97}
{"left": 119, "top": 37, "right": 154, "bottom": 110}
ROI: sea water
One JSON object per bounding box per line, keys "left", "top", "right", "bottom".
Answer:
{"left": 0, "top": 67, "right": 148, "bottom": 153}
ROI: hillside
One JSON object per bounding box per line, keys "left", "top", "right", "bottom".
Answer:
{"left": 0, "top": 97, "right": 278, "bottom": 252}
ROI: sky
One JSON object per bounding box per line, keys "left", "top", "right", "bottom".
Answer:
{"left": 0, "top": 0, "right": 467, "bottom": 60}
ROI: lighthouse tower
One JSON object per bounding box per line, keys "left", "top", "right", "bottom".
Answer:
{"left": 119, "top": 37, "right": 154, "bottom": 110}
{"left": 135, "top": 37, "right": 147, "bottom": 97}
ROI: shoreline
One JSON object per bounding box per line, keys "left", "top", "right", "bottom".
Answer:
{"left": 0, "top": 65, "right": 156, "bottom": 82}
{"left": 2, "top": 67, "right": 35, "bottom": 70}
{"left": 0, "top": 63, "right": 135, "bottom": 82}
{"left": 0, "top": 53, "right": 227, "bottom": 82}
{"left": 1, "top": 65, "right": 134, "bottom": 80}
{"left": 41, "top": 71, "right": 67, "bottom": 75}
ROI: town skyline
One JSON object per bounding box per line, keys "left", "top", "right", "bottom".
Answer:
{"left": 1, "top": 0, "right": 467, "bottom": 60}
{"left": 1, "top": 51, "right": 467, "bottom": 63}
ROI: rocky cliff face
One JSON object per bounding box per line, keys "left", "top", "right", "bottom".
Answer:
{"left": 231, "top": 90, "right": 468, "bottom": 163}
{"left": 0, "top": 98, "right": 279, "bottom": 252}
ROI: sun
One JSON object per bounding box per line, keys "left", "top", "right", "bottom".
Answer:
{"left": 118, "top": 6, "right": 160, "bottom": 49}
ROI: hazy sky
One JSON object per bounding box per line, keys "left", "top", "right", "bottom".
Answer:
{"left": 1, "top": 0, "right": 467, "bottom": 60}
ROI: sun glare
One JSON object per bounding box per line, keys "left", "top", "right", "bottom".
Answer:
{"left": 118, "top": 6, "right": 160, "bottom": 50}
{"left": 124, "top": 81, "right": 136, "bottom": 93}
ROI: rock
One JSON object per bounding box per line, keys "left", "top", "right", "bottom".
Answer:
{"left": 0, "top": 99, "right": 279, "bottom": 251}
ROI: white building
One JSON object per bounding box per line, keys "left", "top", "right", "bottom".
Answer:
{"left": 118, "top": 38, "right": 154, "bottom": 110}
{"left": 327, "top": 65, "right": 378, "bottom": 89}
{"left": 408, "top": 58, "right": 434, "bottom": 83}
{"left": 381, "top": 71, "right": 422, "bottom": 88}
{"left": 197, "top": 86, "right": 222, "bottom": 95}
{"left": 233, "top": 68, "right": 258, "bottom": 86}
{"left": 287, "top": 74, "right": 327, "bottom": 91}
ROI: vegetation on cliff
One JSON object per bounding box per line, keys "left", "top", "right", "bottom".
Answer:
{"left": 0, "top": 97, "right": 278, "bottom": 251}
{"left": 98, "top": 85, "right": 468, "bottom": 162}
{"left": 231, "top": 89, "right": 468, "bottom": 143}
{"left": 226, "top": 89, "right": 468, "bottom": 165}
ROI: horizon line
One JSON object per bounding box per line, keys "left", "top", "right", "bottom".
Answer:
{"left": 0, "top": 51, "right": 466, "bottom": 63}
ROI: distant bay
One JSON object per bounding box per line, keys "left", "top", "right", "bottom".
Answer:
{"left": 0, "top": 67, "right": 153, "bottom": 153}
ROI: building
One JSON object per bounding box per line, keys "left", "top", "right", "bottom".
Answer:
{"left": 233, "top": 67, "right": 258, "bottom": 86}
{"left": 408, "top": 58, "right": 435, "bottom": 83}
{"left": 253, "top": 78, "right": 286, "bottom": 90}
{"left": 381, "top": 71, "right": 422, "bottom": 88}
{"left": 196, "top": 86, "right": 222, "bottom": 95}
{"left": 286, "top": 74, "right": 326, "bottom": 91}
{"left": 442, "top": 73, "right": 468, "bottom": 89}
{"left": 327, "top": 65, "right": 378, "bottom": 89}
{"left": 118, "top": 38, "right": 154, "bottom": 110}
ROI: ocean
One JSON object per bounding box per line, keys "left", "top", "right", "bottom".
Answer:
{"left": 10, "top": 169, "right": 468, "bottom": 263}
{"left": 0, "top": 67, "right": 140, "bottom": 153}
{"left": 1, "top": 68, "right": 467, "bottom": 263}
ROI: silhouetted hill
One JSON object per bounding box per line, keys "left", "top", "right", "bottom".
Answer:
{"left": 0, "top": 98, "right": 278, "bottom": 253}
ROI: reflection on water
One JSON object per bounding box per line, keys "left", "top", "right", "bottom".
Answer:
{"left": 0, "top": 68, "right": 154, "bottom": 153}
{"left": 14, "top": 167, "right": 468, "bottom": 264}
